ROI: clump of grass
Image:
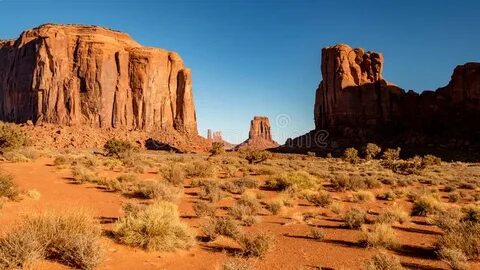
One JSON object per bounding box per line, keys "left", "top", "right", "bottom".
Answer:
{"left": 365, "top": 252, "right": 404, "bottom": 270}
{"left": 422, "top": 154, "right": 442, "bottom": 167}
{"left": 266, "top": 171, "right": 318, "bottom": 191}
{"left": 222, "top": 258, "right": 252, "bottom": 270}
{"left": 437, "top": 248, "right": 469, "bottom": 270}
{"left": 201, "top": 216, "right": 240, "bottom": 241}
{"left": 353, "top": 190, "right": 376, "bottom": 203}
{"left": 0, "top": 210, "right": 103, "bottom": 270}
{"left": 193, "top": 201, "right": 216, "bottom": 218}
{"left": 0, "top": 122, "right": 30, "bottom": 150}
{"left": 343, "top": 147, "right": 360, "bottom": 164}
{"left": 185, "top": 161, "right": 216, "bottom": 178}
{"left": 0, "top": 173, "right": 20, "bottom": 200}
{"left": 331, "top": 173, "right": 366, "bottom": 191}
{"left": 236, "top": 232, "right": 274, "bottom": 258}
{"left": 265, "top": 200, "right": 285, "bottom": 215}
{"left": 343, "top": 208, "right": 367, "bottom": 229}
{"left": 222, "top": 178, "right": 259, "bottom": 195}
{"left": 161, "top": 164, "right": 185, "bottom": 187}
{"left": 196, "top": 179, "right": 225, "bottom": 202}
{"left": 411, "top": 195, "right": 443, "bottom": 216}
{"left": 104, "top": 138, "right": 137, "bottom": 158}
{"left": 462, "top": 205, "right": 480, "bottom": 223}
{"left": 376, "top": 207, "right": 409, "bottom": 225}
{"left": 305, "top": 191, "right": 333, "bottom": 207}
{"left": 134, "top": 180, "right": 182, "bottom": 202}
{"left": 360, "top": 223, "right": 399, "bottom": 249}
{"left": 310, "top": 228, "right": 325, "bottom": 241}
{"left": 436, "top": 221, "right": 480, "bottom": 260}
{"left": 71, "top": 165, "right": 99, "bottom": 184}
{"left": 53, "top": 155, "right": 72, "bottom": 167}
{"left": 114, "top": 201, "right": 195, "bottom": 251}
{"left": 228, "top": 193, "right": 261, "bottom": 226}
{"left": 364, "top": 143, "right": 382, "bottom": 160}
{"left": 448, "top": 192, "right": 462, "bottom": 203}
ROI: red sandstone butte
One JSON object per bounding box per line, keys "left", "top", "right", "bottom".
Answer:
{"left": 0, "top": 24, "right": 206, "bottom": 150}
{"left": 235, "top": 116, "right": 279, "bottom": 150}
{"left": 285, "top": 44, "right": 480, "bottom": 152}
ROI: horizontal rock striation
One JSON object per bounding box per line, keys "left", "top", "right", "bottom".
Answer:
{"left": 0, "top": 24, "right": 197, "bottom": 135}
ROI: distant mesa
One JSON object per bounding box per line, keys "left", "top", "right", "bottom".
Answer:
{"left": 282, "top": 44, "right": 480, "bottom": 158}
{"left": 207, "top": 129, "right": 235, "bottom": 149}
{"left": 235, "top": 116, "right": 279, "bottom": 150}
{"left": 0, "top": 24, "right": 208, "bottom": 151}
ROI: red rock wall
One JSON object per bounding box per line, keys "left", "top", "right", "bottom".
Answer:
{"left": 0, "top": 24, "right": 197, "bottom": 135}
{"left": 313, "top": 44, "right": 480, "bottom": 139}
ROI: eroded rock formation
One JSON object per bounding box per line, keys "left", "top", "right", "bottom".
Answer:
{"left": 207, "top": 129, "right": 234, "bottom": 149}
{"left": 0, "top": 24, "right": 197, "bottom": 135}
{"left": 236, "top": 116, "right": 278, "bottom": 150}
{"left": 283, "top": 44, "right": 480, "bottom": 158}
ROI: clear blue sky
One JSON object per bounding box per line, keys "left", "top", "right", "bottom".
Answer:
{"left": 1, "top": 0, "right": 479, "bottom": 144}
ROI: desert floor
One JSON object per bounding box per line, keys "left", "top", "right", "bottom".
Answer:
{"left": 0, "top": 148, "right": 479, "bottom": 270}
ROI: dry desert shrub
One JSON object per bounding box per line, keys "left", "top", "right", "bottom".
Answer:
{"left": 103, "top": 138, "right": 137, "bottom": 158}
{"left": 266, "top": 171, "right": 318, "bottom": 191}
{"left": 353, "top": 190, "right": 376, "bottom": 203}
{"left": 240, "top": 148, "right": 272, "bottom": 164}
{"left": 228, "top": 193, "right": 261, "bottom": 226}
{"left": 331, "top": 173, "right": 367, "bottom": 191}
{"left": 71, "top": 165, "right": 100, "bottom": 184}
{"left": 310, "top": 227, "right": 326, "bottom": 241}
{"left": 0, "top": 121, "right": 30, "bottom": 150}
{"left": 305, "top": 191, "right": 333, "bottom": 207}
{"left": 343, "top": 147, "right": 360, "bottom": 164}
{"left": 134, "top": 180, "right": 182, "bottom": 202}
{"left": 0, "top": 173, "right": 20, "bottom": 200}
{"left": 209, "top": 142, "right": 225, "bottom": 158}
{"left": 222, "top": 258, "right": 253, "bottom": 270}
{"left": 0, "top": 210, "right": 103, "bottom": 270}
{"left": 364, "top": 143, "right": 382, "bottom": 160}
{"left": 364, "top": 251, "right": 404, "bottom": 270}
{"left": 437, "top": 248, "right": 470, "bottom": 270}
{"left": 114, "top": 201, "right": 195, "bottom": 252}
{"left": 265, "top": 199, "right": 285, "bottom": 215}
{"left": 422, "top": 154, "right": 442, "bottom": 166}
{"left": 411, "top": 194, "right": 443, "bottom": 216}
{"left": 236, "top": 232, "right": 274, "bottom": 258}
{"left": 161, "top": 163, "right": 185, "bottom": 187}
{"left": 201, "top": 216, "right": 240, "bottom": 241}
{"left": 376, "top": 207, "right": 409, "bottom": 225}
{"left": 194, "top": 179, "right": 225, "bottom": 202}
{"left": 221, "top": 178, "right": 259, "bottom": 195}
{"left": 462, "top": 205, "right": 480, "bottom": 223}
{"left": 436, "top": 221, "right": 480, "bottom": 260}
{"left": 360, "top": 223, "right": 399, "bottom": 249}
{"left": 185, "top": 160, "right": 216, "bottom": 178}
{"left": 344, "top": 208, "right": 367, "bottom": 229}
{"left": 193, "top": 201, "right": 216, "bottom": 218}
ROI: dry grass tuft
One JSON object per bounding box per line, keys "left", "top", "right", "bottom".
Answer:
{"left": 343, "top": 208, "right": 367, "bottom": 229}
{"left": 360, "top": 223, "right": 399, "bottom": 249}
{"left": 0, "top": 209, "right": 103, "bottom": 270}
{"left": 0, "top": 173, "right": 20, "bottom": 200}
{"left": 365, "top": 251, "right": 404, "bottom": 270}
{"left": 114, "top": 201, "right": 195, "bottom": 252}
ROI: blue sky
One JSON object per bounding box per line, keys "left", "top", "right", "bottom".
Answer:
{"left": 1, "top": 0, "right": 479, "bottom": 144}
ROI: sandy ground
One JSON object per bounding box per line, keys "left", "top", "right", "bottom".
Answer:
{"left": 0, "top": 157, "right": 478, "bottom": 270}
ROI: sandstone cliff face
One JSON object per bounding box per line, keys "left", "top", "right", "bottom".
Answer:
{"left": 236, "top": 116, "right": 278, "bottom": 150}
{"left": 0, "top": 24, "right": 197, "bottom": 135}
{"left": 285, "top": 44, "right": 480, "bottom": 156}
